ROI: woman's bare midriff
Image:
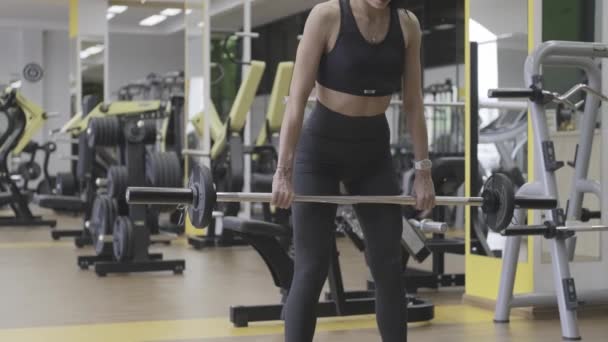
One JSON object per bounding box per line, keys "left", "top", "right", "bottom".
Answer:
{"left": 316, "top": 83, "right": 392, "bottom": 116}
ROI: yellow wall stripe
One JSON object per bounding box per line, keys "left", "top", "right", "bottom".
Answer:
{"left": 0, "top": 305, "right": 503, "bottom": 342}
{"left": 69, "top": 0, "right": 78, "bottom": 38}
{"left": 464, "top": 0, "right": 471, "bottom": 265}
{"left": 526, "top": 0, "right": 536, "bottom": 275}
{"left": 465, "top": 0, "right": 536, "bottom": 300}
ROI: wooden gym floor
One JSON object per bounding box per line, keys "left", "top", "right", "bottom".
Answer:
{"left": 1, "top": 209, "right": 607, "bottom": 341}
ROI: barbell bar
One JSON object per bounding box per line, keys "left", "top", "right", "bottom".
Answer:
{"left": 97, "top": 234, "right": 175, "bottom": 244}
{"left": 182, "top": 149, "right": 210, "bottom": 158}
{"left": 410, "top": 219, "right": 448, "bottom": 234}
{"left": 125, "top": 164, "right": 557, "bottom": 233}
{"left": 502, "top": 221, "right": 608, "bottom": 239}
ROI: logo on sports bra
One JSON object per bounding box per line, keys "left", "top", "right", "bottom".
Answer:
{"left": 364, "top": 89, "right": 377, "bottom": 95}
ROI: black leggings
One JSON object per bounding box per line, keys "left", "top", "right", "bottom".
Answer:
{"left": 284, "top": 102, "right": 406, "bottom": 342}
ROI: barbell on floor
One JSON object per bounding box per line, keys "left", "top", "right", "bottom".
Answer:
{"left": 124, "top": 164, "right": 557, "bottom": 233}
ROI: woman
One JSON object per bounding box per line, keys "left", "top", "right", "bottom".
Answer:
{"left": 272, "top": 0, "right": 436, "bottom": 341}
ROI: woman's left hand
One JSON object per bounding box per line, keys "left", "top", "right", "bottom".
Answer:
{"left": 413, "top": 170, "right": 436, "bottom": 211}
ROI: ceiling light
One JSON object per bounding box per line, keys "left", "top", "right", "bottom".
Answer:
{"left": 140, "top": 14, "right": 167, "bottom": 26}
{"left": 106, "top": 12, "right": 115, "bottom": 20}
{"left": 80, "top": 45, "right": 104, "bottom": 59}
{"left": 434, "top": 23, "right": 456, "bottom": 31}
{"left": 186, "top": 9, "right": 193, "bottom": 15}
{"left": 161, "top": 8, "right": 182, "bottom": 16}
{"left": 108, "top": 5, "right": 128, "bottom": 14}
{"left": 87, "top": 45, "right": 104, "bottom": 55}
{"left": 197, "top": 21, "right": 204, "bottom": 28}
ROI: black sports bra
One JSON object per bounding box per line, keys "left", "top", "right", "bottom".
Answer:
{"left": 317, "top": 0, "right": 405, "bottom": 97}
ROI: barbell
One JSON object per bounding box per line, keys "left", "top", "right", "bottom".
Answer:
{"left": 125, "top": 164, "right": 557, "bottom": 233}
{"left": 501, "top": 221, "right": 608, "bottom": 239}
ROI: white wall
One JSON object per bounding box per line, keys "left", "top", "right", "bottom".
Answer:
{"left": 78, "top": 0, "right": 107, "bottom": 38}
{"left": 0, "top": 29, "right": 21, "bottom": 86}
{"left": 0, "top": 27, "right": 71, "bottom": 172}
{"left": 43, "top": 30, "right": 71, "bottom": 173}
{"left": 18, "top": 30, "right": 44, "bottom": 106}
{"left": 108, "top": 32, "right": 185, "bottom": 99}
{"left": 470, "top": 0, "right": 528, "bottom": 36}
{"left": 186, "top": 34, "right": 203, "bottom": 78}
{"left": 496, "top": 42, "right": 528, "bottom": 88}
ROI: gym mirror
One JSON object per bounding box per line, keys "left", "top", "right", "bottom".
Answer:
{"left": 80, "top": 35, "right": 105, "bottom": 104}
{"left": 391, "top": 1, "right": 467, "bottom": 267}
{"left": 469, "top": 0, "right": 529, "bottom": 260}
{"left": 107, "top": 3, "right": 185, "bottom": 102}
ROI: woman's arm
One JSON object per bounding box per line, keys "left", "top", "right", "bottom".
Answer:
{"left": 273, "top": 4, "right": 335, "bottom": 208}
{"left": 401, "top": 11, "right": 427, "bottom": 162}
{"left": 400, "top": 10, "right": 435, "bottom": 210}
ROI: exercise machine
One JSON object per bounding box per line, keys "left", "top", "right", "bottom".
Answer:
{"left": 0, "top": 88, "right": 56, "bottom": 228}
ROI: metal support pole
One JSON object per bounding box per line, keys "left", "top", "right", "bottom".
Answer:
{"left": 602, "top": 3, "right": 608, "bottom": 231}
{"left": 242, "top": 0, "right": 252, "bottom": 219}
{"left": 202, "top": 0, "right": 211, "bottom": 168}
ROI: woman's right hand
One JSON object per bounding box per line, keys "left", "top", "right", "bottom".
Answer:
{"left": 272, "top": 168, "right": 295, "bottom": 209}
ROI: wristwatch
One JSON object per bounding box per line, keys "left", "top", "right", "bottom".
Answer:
{"left": 414, "top": 159, "right": 432, "bottom": 171}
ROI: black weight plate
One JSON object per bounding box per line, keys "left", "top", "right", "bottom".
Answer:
{"left": 163, "top": 153, "right": 175, "bottom": 188}
{"left": 90, "top": 196, "right": 104, "bottom": 236}
{"left": 36, "top": 179, "right": 52, "bottom": 195}
{"left": 142, "top": 120, "right": 157, "bottom": 144}
{"left": 481, "top": 173, "right": 515, "bottom": 233}
{"left": 124, "top": 120, "right": 146, "bottom": 144}
{"left": 188, "top": 163, "right": 216, "bottom": 228}
{"left": 158, "top": 152, "right": 169, "bottom": 188}
{"left": 163, "top": 152, "right": 182, "bottom": 187}
{"left": 87, "top": 117, "right": 121, "bottom": 148}
{"left": 56, "top": 172, "right": 77, "bottom": 196}
{"left": 76, "top": 134, "right": 91, "bottom": 180}
{"left": 86, "top": 118, "right": 99, "bottom": 148}
{"left": 159, "top": 153, "right": 173, "bottom": 211}
{"left": 112, "top": 216, "right": 134, "bottom": 262}
{"left": 107, "top": 166, "right": 128, "bottom": 208}
{"left": 17, "top": 161, "right": 42, "bottom": 181}
{"left": 118, "top": 165, "right": 129, "bottom": 214}
{"left": 107, "top": 117, "right": 121, "bottom": 145}
{"left": 145, "top": 152, "right": 161, "bottom": 187}
{"left": 94, "top": 196, "right": 116, "bottom": 256}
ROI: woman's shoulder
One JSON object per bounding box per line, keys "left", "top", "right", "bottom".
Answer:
{"left": 397, "top": 9, "right": 421, "bottom": 29}
{"left": 396, "top": 8, "right": 421, "bottom": 47}
{"left": 309, "top": 0, "right": 340, "bottom": 23}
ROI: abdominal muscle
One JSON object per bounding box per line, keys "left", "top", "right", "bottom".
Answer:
{"left": 316, "top": 83, "right": 392, "bottom": 116}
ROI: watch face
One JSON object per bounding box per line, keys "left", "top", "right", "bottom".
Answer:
{"left": 417, "top": 159, "right": 432, "bottom": 170}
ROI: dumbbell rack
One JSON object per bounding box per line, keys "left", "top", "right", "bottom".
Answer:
{"left": 78, "top": 114, "right": 184, "bottom": 276}
{"left": 50, "top": 133, "right": 97, "bottom": 244}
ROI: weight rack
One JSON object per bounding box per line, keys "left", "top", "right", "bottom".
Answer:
{"left": 79, "top": 108, "right": 185, "bottom": 276}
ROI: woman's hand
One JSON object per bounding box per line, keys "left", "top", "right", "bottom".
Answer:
{"left": 413, "top": 170, "right": 436, "bottom": 211}
{"left": 272, "top": 168, "right": 295, "bottom": 209}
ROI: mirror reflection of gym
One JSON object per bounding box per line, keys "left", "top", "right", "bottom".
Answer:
{"left": 469, "top": 0, "right": 529, "bottom": 259}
